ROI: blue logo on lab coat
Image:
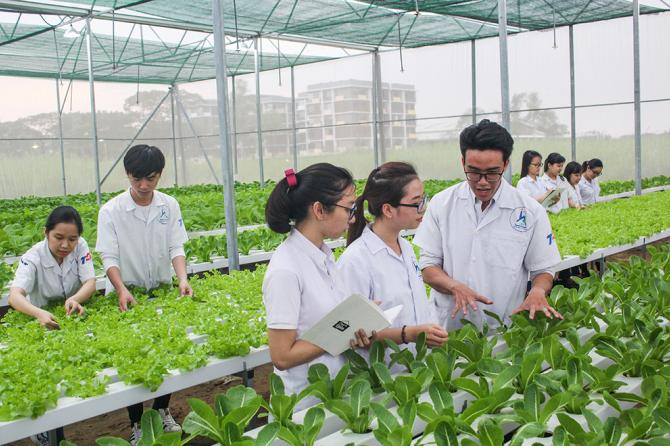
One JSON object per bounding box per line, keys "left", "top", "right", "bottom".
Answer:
{"left": 510, "top": 207, "right": 531, "bottom": 232}
{"left": 158, "top": 206, "right": 169, "bottom": 224}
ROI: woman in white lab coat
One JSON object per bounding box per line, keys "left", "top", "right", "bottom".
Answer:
{"left": 338, "top": 162, "right": 448, "bottom": 349}
{"left": 563, "top": 161, "right": 584, "bottom": 209}
{"left": 579, "top": 158, "right": 604, "bottom": 205}
{"left": 8, "top": 205, "right": 95, "bottom": 446}
{"left": 541, "top": 152, "right": 575, "bottom": 212}
{"left": 263, "top": 163, "right": 370, "bottom": 407}
{"left": 8, "top": 205, "right": 95, "bottom": 328}
{"left": 516, "top": 150, "right": 555, "bottom": 205}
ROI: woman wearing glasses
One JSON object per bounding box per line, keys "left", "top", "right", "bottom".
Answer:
{"left": 263, "top": 163, "right": 370, "bottom": 408}
{"left": 338, "top": 162, "right": 448, "bottom": 352}
{"left": 579, "top": 158, "right": 604, "bottom": 205}
{"left": 516, "top": 150, "right": 558, "bottom": 207}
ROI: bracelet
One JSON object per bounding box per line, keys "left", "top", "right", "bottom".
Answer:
{"left": 401, "top": 325, "right": 408, "bottom": 344}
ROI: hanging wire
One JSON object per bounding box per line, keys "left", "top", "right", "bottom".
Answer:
{"left": 414, "top": 0, "right": 420, "bottom": 15}
{"left": 397, "top": 16, "right": 405, "bottom": 72}
{"left": 233, "top": 0, "right": 240, "bottom": 51}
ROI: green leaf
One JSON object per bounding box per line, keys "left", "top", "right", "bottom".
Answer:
{"left": 523, "top": 383, "right": 541, "bottom": 423}
{"left": 372, "top": 362, "right": 394, "bottom": 387}
{"left": 350, "top": 380, "right": 372, "bottom": 418}
{"left": 434, "top": 421, "right": 459, "bottom": 446}
{"left": 221, "top": 422, "right": 242, "bottom": 444}
{"left": 552, "top": 426, "right": 569, "bottom": 446}
{"left": 304, "top": 407, "right": 325, "bottom": 446}
{"left": 325, "top": 399, "right": 353, "bottom": 425}
{"left": 221, "top": 404, "right": 261, "bottom": 431}
{"left": 254, "top": 422, "right": 280, "bottom": 446}
{"left": 477, "top": 418, "right": 504, "bottom": 446}
{"left": 369, "top": 340, "right": 386, "bottom": 364}
{"left": 153, "top": 432, "right": 183, "bottom": 446}
{"left": 602, "top": 417, "right": 622, "bottom": 445}
{"left": 509, "top": 422, "right": 545, "bottom": 446}
{"left": 95, "top": 439, "right": 132, "bottom": 446}
{"left": 459, "top": 397, "right": 494, "bottom": 424}
{"left": 519, "top": 353, "right": 543, "bottom": 392}
{"left": 452, "top": 378, "right": 487, "bottom": 399}
{"left": 183, "top": 399, "right": 221, "bottom": 441}
{"left": 426, "top": 350, "right": 452, "bottom": 384}
{"left": 371, "top": 402, "right": 401, "bottom": 434}
{"left": 429, "top": 382, "right": 454, "bottom": 414}
{"left": 393, "top": 376, "right": 422, "bottom": 405}
{"left": 556, "top": 413, "right": 586, "bottom": 438}
{"left": 653, "top": 407, "right": 670, "bottom": 433}
{"left": 540, "top": 393, "right": 566, "bottom": 424}
{"left": 492, "top": 366, "right": 520, "bottom": 393}
{"left": 138, "top": 409, "right": 163, "bottom": 446}
{"left": 582, "top": 408, "right": 602, "bottom": 433}
{"left": 603, "top": 391, "right": 622, "bottom": 413}
{"left": 332, "top": 362, "right": 350, "bottom": 399}
{"left": 269, "top": 374, "right": 285, "bottom": 396}
{"left": 398, "top": 400, "right": 417, "bottom": 428}
{"left": 60, "top": 442, "right": 78, "bottom": 446}
{"left": 307, "top": 363, "right": 330, "bottom": 384}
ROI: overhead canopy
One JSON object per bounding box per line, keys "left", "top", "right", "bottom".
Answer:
{"left": 0, "top": 22, "right": 336, "bottom": 83}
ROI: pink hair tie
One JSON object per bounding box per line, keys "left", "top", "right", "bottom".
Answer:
{"left": 285, "top": 168, "right": 298, "bottom": 189}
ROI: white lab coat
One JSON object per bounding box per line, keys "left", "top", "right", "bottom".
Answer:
{"left": 567, "top": 184, "right": 583, "bottom": 207}
{"left": 414, "top": 180, "right": 561, "bottom": 331}
{"left": 338, "top": 225, "right": 437, "bottom": 328}
{"left": 516, "top": 176, "right": 550, "bottom": 201}
{"left": 579, "top": 176, "right": 601, "bottom": 205}
{"left": 11, "top": 238, "right": 95, "bottom": 308}
{"left": 263, "top": 229, "right": 347, "bottom": 408}
{"left": 95, "top": 189, "right": 188, "bottom": 293}
{"left": 541, "top": 174, "right": 570, "bottom": 213}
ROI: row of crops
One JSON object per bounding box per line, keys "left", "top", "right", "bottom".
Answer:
{"left": 1, "top": 175, "right": 669, "bottom": 259}
{"left": 8, "top": 243, "right": 670, "bottom": 445}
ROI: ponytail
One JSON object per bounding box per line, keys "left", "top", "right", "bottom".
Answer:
{"left": 581, "top": 161, "right": 589, "bottom": 174}
{"left": 346, "top": 162, "right": 419, "bottom": 246}
{"left": 265, "top": 163, "right": 353, "bottom": 234}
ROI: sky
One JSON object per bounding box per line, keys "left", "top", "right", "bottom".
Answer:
{"left": 1, "top": 7, "right": 669, "bottom": 138}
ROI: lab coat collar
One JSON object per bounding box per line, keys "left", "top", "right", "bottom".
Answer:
{"left": 121, "top": 188, "right": 167, "bottom": 212}
{"left": 361, "top": 225, "right": 402, "bottom": 259}
{"left": 460, "top": 178, "right": 514, "bottom": 209}
{"left": 289, "top": 228, "right": 333, "bottom": 266}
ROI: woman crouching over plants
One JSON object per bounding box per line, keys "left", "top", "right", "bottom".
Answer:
{"left": 8, "top": 205, "right": 95, "bottom": 446}
{"left": 263, "top": 163, "right": 372, "bottom": 410}
{"left": 338, "top": 162, "right": 448, "bottom": 354}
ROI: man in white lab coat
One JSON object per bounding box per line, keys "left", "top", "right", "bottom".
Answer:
{"left": 96, "top": 144, "right": 189, "bottom": 444}
{"left": 414, "top": 119, "right": 562, "bottom": 331}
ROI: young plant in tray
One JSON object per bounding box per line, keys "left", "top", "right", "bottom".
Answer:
{"left": 262, "top": 374, "right": 308, "bottom": 427}
{"left": 324, "top": 379, "right": 376, "bottom": 434}
{"left": 373, "top": 361, "right": 434, "bottom": 406}
{"left": 277, "top": 406, "right": 325, "bottom": 446}
{"left": 370, "top": 400, "right": 421, "bottom": 446}
{"left": 302, "top": 362, "right": 350, "bottom": 403}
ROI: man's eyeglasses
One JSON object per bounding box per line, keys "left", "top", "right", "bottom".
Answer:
{"left": 334, "top": 203, "right": 357, "bottom": 219}
{"left": 396, "top": 195, "right": 428, "bottom": 213}
{"left": 464, "top": 171, "right": 504, "bottom": 182}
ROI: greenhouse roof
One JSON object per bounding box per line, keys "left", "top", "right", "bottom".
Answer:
{"left": 0, "top": 0, "right": 667, "bottom": 83}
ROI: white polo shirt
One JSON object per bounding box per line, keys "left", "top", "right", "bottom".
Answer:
{"left": 414, "top": 180, "right": 561, "bottom": 331}
{"left": 11, "top": 238, "right": 95, "bottom": 308}
{"left": 338, "top": 225, "right": 437, "bottom": 329}
{"left": 263, "top": 229, "right": 347, "bottom": 402}
{"left": 96, "top": 189, "right": 188, "bottom": 293}
{"left": 579, "top": 176, "right": 601, "bottom": 205}
{"left": 541, "top": 174, "right": 570, "bottom": 213}
{"left": 516, "top": 176, "right": 549, "bottom": 201}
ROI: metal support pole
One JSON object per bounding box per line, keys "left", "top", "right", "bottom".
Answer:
{"left": 212, "top": 0, "right": 240, "bottom": 270}
{"left": 291, "top": 65, "right": 298, "bottom": 170}
{"left": 85, "top": 17, "right": 102, "bottom": 205}
{"left": 55, "top": 78, "right": 67, "bottom": 196}
{"left": 231, "top": 76, "right": 238, "bottom": 174}
{"left": 569, "top": 25, "right": 577, "bottom": 162}
{"left": 471, "top": 39, "right": 477, "bottom": 125}
{"left": 174, "top": 84, "right": 187, "bottom": 185}
{"left": 633, "top": 0, "right": 642, "bottom": 195}
{"left": 254, "top": 37, "right": 265, "bottom": 187}
{"left": 497, "top": 0, "right": 512, "bottom": 183}
{"left": 174, "top": 93, "right": 222, "bottom": 185}
{"left": 374, "top": 50, "right": 386, "bottom": 164}
{"left": 170, "top": 86, "right": 179, "bottom": 187}
{"left": 100, "top": 89, "right": 172, "bottom": 186}
{"left": 371, "top": 51, "right": 380, "bottom": 168}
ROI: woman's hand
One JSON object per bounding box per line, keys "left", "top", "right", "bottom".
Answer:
{"left": 407, "top": 324, "right": 449, "bottom": 347}
{"left": 36, "top": 309, "right": 60, "bottom": 330}
{"left": 64, "top": 298, "right": 85, "bottom": 316}
{"left": 350, "top": 329, "right": 376, "bottom": 350}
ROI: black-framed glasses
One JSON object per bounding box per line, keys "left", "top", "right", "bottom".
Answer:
{"left": 464, "top": 170, "right": 504, "bottom": 182}
{"left": 593, "top": 170, "right": 603, "bottom": 177}
{"left": 396, "top": 194, "right": 428, "bottom": 213}
{"left": 334, "top": 203, "right": 357, "bottom": 219}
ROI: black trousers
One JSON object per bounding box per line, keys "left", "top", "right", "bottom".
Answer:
{"left": 127, "top": 393, "right": 172, "bottom": 425}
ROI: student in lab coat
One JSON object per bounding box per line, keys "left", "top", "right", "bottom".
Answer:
{"left": 563, "top": 161, "right": 584, "bottom": 209}
{"left": 9, "top": 205, "right": 95, "bottom": 327}
{"left": 579, "top": 158, "right": 603, "bottom": 205}
{"left": 263, "top": 163, "right": 371, "bottom": 409}
{"left": 96, "top": 145, "right": 189, "bottom": 443}
{"left": 516, "top": 150, "right": 555, "bottom": 205}
{"left": 414, "top": 119, "right": 563, "bottom": 331}
{"left": 541, "top": 152, "right": 575, "bottom": 213}
{"left": 8, "top": 205, "right": 95, "bottom": 446}
{"left": 338, "top": 162, "right": 448, "bottom": 349}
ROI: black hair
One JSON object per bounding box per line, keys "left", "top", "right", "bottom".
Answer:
{"left": 563, "top": 161, "right": 582, "bottom": 182}
{"left": 582, "top": 158, "right": 604, "bottom": 173}
{"left": 544, "top": 152, "right": 567, "bottom": 173}
{"left": 459, "top": 119, "right": 514, "bottom": 162}
{"left": 45, "top": 205, "right": 83, "bottom": 235}
{"left": 347, "top": 162, "right": 419, "bottom": 246}
{"left": 124, "top": 144, "right": 165, "bottom": 178}
{"left": 520, "top": 150, "right": 542, "bottom": 179}
{"left": 265, "top": 163, "right": 354, "bottom": 234}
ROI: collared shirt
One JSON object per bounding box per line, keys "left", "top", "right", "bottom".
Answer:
{"left": 516, "top": 176, "right": 550, "bottom": 201}
{"left": 579, "top": 176, "right": 600, "bottom": 205}
{"left": 473, "top": 181, "right": 503, "bottom": 225}
{"left": 338, "top": 225, "right": 438, "bottom": 329}
{"left": 263, "top": 229, "right": 347, "bottom": 403}
{"left": 568, "top": 184, "right": 583, "bottom": 207}
{"left": 541, "top": 174, "right": 570, "bottom": 213}
{"left": 414, "top": 179, "right": 561, "bottom": 331}
{"left": 11, "top": 238, "right": 95, "bottom": 308}
{"left": 96, "top": 189, "right": 188, "bottom": 293}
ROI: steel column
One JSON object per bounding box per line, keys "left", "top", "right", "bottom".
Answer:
{"left": 254, "top": 37, "right": 265, "bottom": 187}
{"left": 471, "top": 39, "right": 477, "bottom": 125}
{"left": 569, "top": 25, "right": 577, "bottom": 162}
{"left": 498, "top": 0, "right": 512, "bottom": 182}
{"left": 633, "top": 0, "right": 642, "bottom": 195}
{"left": 291, "top": 65, "right": 298, "bottom": 170}
{"left": 55, "top": 78, "right": 67, "bottom": 196}
{"left": 231, "top": 76, "right": 238, "bottom": 175}
{"left": 170, "top": 86, "right": 178, "bottom": 186}
{"left": 85, "top": 17, "right": 102, "bottom": 205}
{"left": 371, "top": 51, "right": 380, "bottom": 168}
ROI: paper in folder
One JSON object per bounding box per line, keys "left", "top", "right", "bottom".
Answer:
{"left": 300, "top": 294, "right": 403, "bottom": 356}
